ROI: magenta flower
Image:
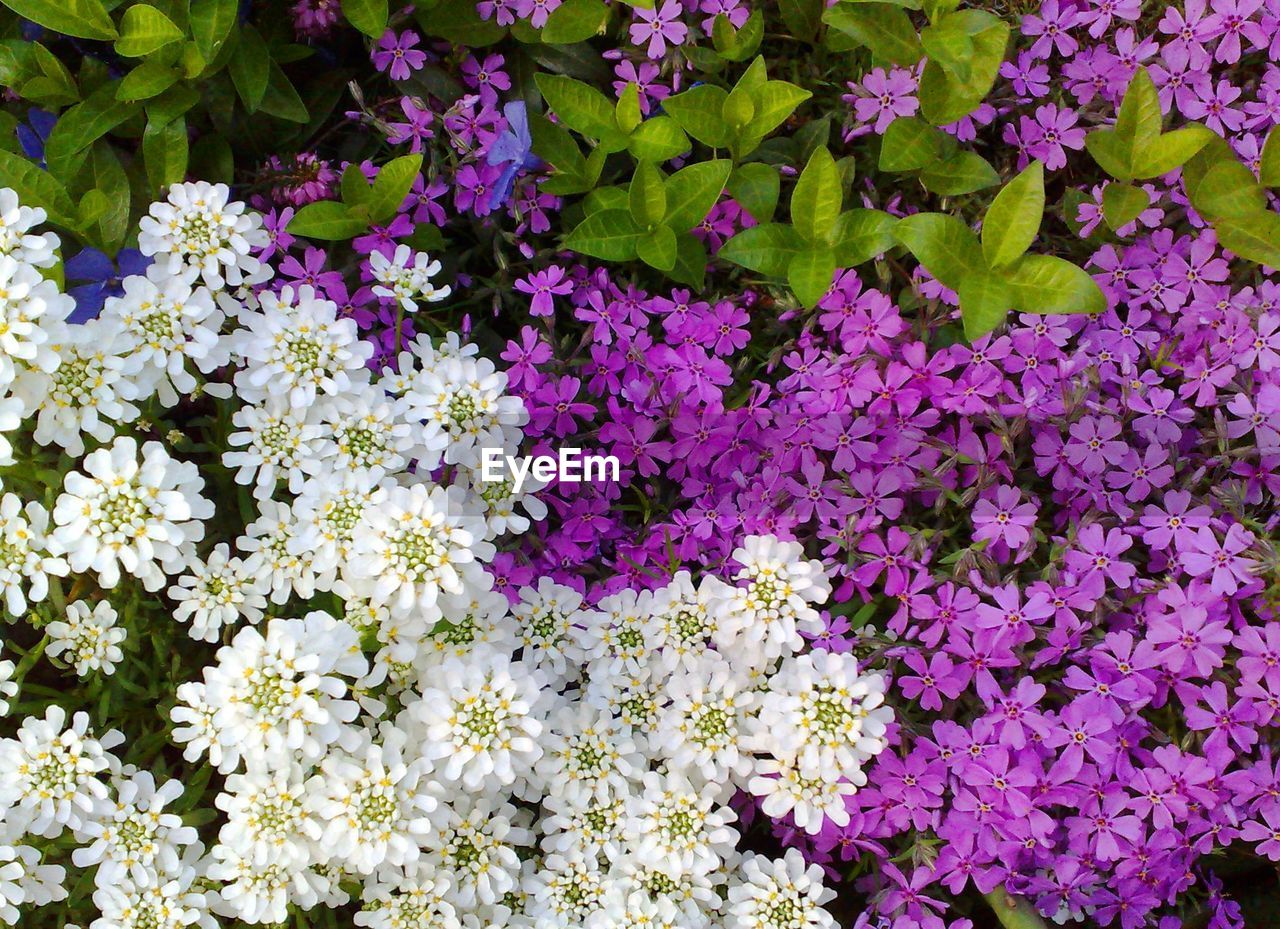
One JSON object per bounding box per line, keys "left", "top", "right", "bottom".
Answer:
{"left": 628, "top": 0, "right": 688, "bottom": 59}
{"left": 515, "top": 265, "right": 573, "bottom": 317}
{"left": 971, "top": 485, "right": 1036, "bottom": 549}
{"left": 1177, "top": 524, "right": 1257, "bottom": 594}
{"left": 372, "top": 29, "right": 427, "bottom": 81}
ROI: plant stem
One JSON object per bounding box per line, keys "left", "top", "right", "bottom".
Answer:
{"left": 983, "top": 890, "right": 1050, "bottom": 929}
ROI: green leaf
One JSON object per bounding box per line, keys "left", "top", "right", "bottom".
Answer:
{"left": 1114, "top": 66, "right": 1162, "bottom": 159}
{"left": 879, "top": 116, "right": 943, "bottom": 172}
{"left": 259, "top": 63, "right": 310, "bottom": 123}
{"left": 564, "top": 208, "right": 643, "bottom": 260}
{"left": 745, "top": 81, "right": 811, "bottom": 139}
{"left": 0, "top": 149, "right": 77, "bottom": 228}
{"left": 77, "top": 188, "right": 110, "bottom": 230}
{"left": 45, "top": 84, "right": 142, "bottom": 180}
{"left": 791, "top": 146, "right": 842, "bottom": 245}
{"left": 415, "top": 0, "right": 507, "bottom": 45}
{"left": 529, "top": 112, "right": 588, "bottom": 176}
{"left": 145, "top": 84, "right": 199, "bottom": 129}
{"left": 189, "top": 0, "right": 237, "bottom": 63}
{"left": 1101, "top": 181, "right": 1148, "bottom": 231}
{"left": 669, "top": 233, "right": 708, "bottom": 288}
{"left": 115, "top": 4, "right": 183, "bottom": 57}
{"left": 1084, "top": 131, "right": 1131, "bottom": 182}
{"left": 712, "top": 10, "right": 763, "bottom": 62}
{"left": 1187, "top": 156, "right": 1266, "bottom": 220}
{"left": 832, "top": 208, "right": 898, "bottom": 266}
{"left": 629, "top": 161, "right": 667, "bottom": 228}
{"left": 542, "top": 0, "right": 608, "bottom": 43}
{"left": 289, "top": 201, "right": 370, "bottom": 239}
{"left": 917, "top": 11, "right": 1007, "bottom": 126}
{"left": 920, "top": 15, "right": 973, "bottom": 83}
{"left": 1216, "top": 212, "right": 1280, "bottom": 268}
{"left": 727, "top": 163, "right": 780, "bottom": 223}
{"left": 919, "top": 149, "right": 999, "bottom": 194}
{"left": 229, "top": 26, "right": 270, "bottom": 112}
{"left": 616, "top": 83, "right": 642, "bottom": 135}
{"left": 143, "top": 113, "right": 188, "bottom": 190}
{"left": 1133, "top": 124, "right": 1213, "bottom": 179}
{"left": 0, "top": 0, "right": 116, "bottom": 41}
{"left": 637, "top": 224, "right": 678, "bottom": 271}
{"left": 822, "top": 3, "right": 923, "bottom": 65}
{"left": 116, "top": 58, "right": 179, "bottom": 101}
{"left": 627, "top": 117, "right": 690, "bottom": 162}
{"left": 662, "top": 85, "right": 733, "bottom": 147}
{"left": 1005, "top": 253, "right": 1106, "bottom": 315}
{"left": 958, "top": 271, "right": 1012, "bottom": 340}
{"left": 341, "top": 163, "right": 373, "bottom": 207}
{"left": 1261, "top": 129, "right": 1280, "bottom": 188}
{"left": 982, "top": 160, "right": 1043, "bottom": 269}
{"left": 663, "top": 159, "right": 731, "bottom": 232}
{"left": 89, "top": 143, "right": 130, "bottom": 251}
{"left": 718, "top": 222, "right": 804, "bottom": 277}
{"left": 788, "top": 247, "right": 837, "bottom": 307}
{"left": 535, "top": 73, "right": 627, "bottom": 150}
{"left": 894, "top": 211, "right": 981, "bottom": 290}
{"left": 779, "top": 0, "right": 823, "bottom": 42}
{"left": 722, "top": 82, "right": 756, "bottom": 129}
{"left": 369, "top": 154, "right": 423, "bottom": 223}
{"left": 342, "top": 0, "right": 389, "bottom": 38}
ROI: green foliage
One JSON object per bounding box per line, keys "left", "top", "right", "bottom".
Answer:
{"left": 879, "top": 116, "right": 998, "bottom": 195}
{"left": 1085, "top": 68, "right": 1213, "bottom": 181}
{"left": 289, "top": 154, "right": 423, "bottom": 240}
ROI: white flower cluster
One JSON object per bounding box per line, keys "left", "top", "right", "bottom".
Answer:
{"left": 0, "top": 185, "right": 893, "bottom": 929}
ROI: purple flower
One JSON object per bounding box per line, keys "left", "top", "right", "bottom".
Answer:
{"left": 372, "top": 29, "right": 427, "bottom": 81}
{"left": 628, "top": 0, "right": 688, "bottom": 59}
{"left": 1178, "top": 524, "right": 1257, "bottom": 595}
{"left": 515, "top": 265, "right": 573, "bottom": 317}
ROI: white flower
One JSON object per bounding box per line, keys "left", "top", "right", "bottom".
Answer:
{"left": 605, "top": 859, "right": 722, "bottom": 928}
{"left": 582, "top": 663, "right": 667, "bottom": 740}
{"left": 51, "top": 436, "right": 212, "bottom": 591}
{"left": 355, "top": 865, "right": 460, "bottom": 929}
{"left": 712, "top": 535, "right": 831, "bottom": 665}
{"left": 199, "top": 619, "right": 359, "bottom": 770}
{"left": 73, "top": 771, "right": 196, "bottom": 888}
{"left": 369, "top": 244, "right": 452, "bottom": 311}
{"left": 0, "top": 656, "right": 15, "bottom": 716}
{"left": 170, "top": 681, "right": 240, "bottom": 773}
{"left": 510, "top": 577, "right": 587, "bottom": 687}
{"left": 309, "top": 728, "right": 437, "bottom": 875}
{"left": 575, "top": 588, "right": 658, "bottom": 677}
{"left": 0, "top": 494, "right": 67, "bottom": 615}
{"left": 0, "top": 393, "right": 21, "bottom": 466}
{"left": 46, "top": 599, "right": 126, "bottom": 676}
{"left": 422, "top": 794, "right": 532, "bottom": 908}
{"left": 230, "top": 285, "right": 372, "bottom": 409}
{"left": 237, "top": 499, "right": 319, "bottom": 604}
{"left": 524, "top": 854, "right": 611, "bottom": 928}
{"left": 724, "top": 850, "right": 836, "bottom": 929}
{"left": 540, "top": 786, "right": 628, "bottom": 860}
{"left": 650, "top": 573, "right": 725, "bottom": 675}
{"left": 400, "top": 353, "right": 527, "bottom": 469}
{"left": 747, "top": 754, "right": 860, "bottom": 835}
{"left": 310, "top": 381, "right": 419, "bottom": 476}
{"left": 91, "top": 870, "right": 212, "bottom": 929}
{"left": 454, "top": 464, "right": 548, "bottom": 539}
{"left": 411, "top": 583, "right": 518, "bottom": 670}
{"left": 624, "top": 771, "right": 738, "bottom": 876}
{"left": 0, "top": 188, "right": 59, "bottom": 267}
{"left": 405, "top": 650, "right": 546, "bottom": 791}
{"left": 138, "top": 181, "right": 268, "bottom": 288}
{"left": 586, "top": 894, "right": 686, "bottom": 929}
{"left": 102, "top": 271, "right": 228, "bottom": 405}
{"left": 207, "top": 845, "right": 331, "bottom": 925}
{"left": 753, "top": 650, "right": 892, "bottom": 783}
{"left": 0, "top": 845, "right": 66, "bottom": 926}
{"left": 13, "top": 317, "right": 141, "bottom": 455}
{"left": 290, "top": 472, "right": 379, "bottom": 583}
{"left": 214, "top": 762, "right": 321, "bottom": 869}
{"left": 168, "top": 543, "right": 269, "bottom": 642}
{"left": 345, "top": 481, "right": 493, "bottom": 618}
{"left": 534, "top": 700, "right": 643, "bottom": 806}
{"left": 223, "top": 396, "right": 325, "bottom": 499}
{"left": 656, "top": 656, "right": 758, "bottom": 789}
{"left": 0, "top": 253, "right": 73, "bottom": 390}
{"left": 0, "top": 707, "right": 110, "bottom": 837}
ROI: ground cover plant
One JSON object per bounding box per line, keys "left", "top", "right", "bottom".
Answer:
{"left": 1, "top": 0, "right": 1280, "bottom": 927}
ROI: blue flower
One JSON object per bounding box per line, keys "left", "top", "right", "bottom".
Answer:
{"left": 17, "top": 109, "right": 55, "bottom": 168}
{"left": 485, "top": 101, "right": 542, "bottom": 211}
{"left": 64, "top": 247, "right": 151, "bottom": 323}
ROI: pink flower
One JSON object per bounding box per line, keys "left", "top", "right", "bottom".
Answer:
{"left": 972, "top": 486, "right": 1037, "bottom": 549}
{"left": 1178, "top": 524, "right": 1257, "bottom": 595}
{"left": 372, "top": 30, "right": 427, "bottom": 82}
{"left": 629, "top": 0, "right": 688, "bottom": 59}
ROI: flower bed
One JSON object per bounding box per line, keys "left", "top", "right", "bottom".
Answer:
{"left": 1, "top": 0, "right": 1279, "bottom": 928}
